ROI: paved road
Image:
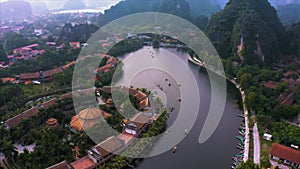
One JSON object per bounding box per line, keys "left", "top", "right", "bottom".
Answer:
{"left": 253, "top": 122, "right": 261, "bottom": 164}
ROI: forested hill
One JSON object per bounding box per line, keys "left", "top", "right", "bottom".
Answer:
{"left": 59, "top": 23, "right": 99, "bottom": 42}
{"left": 288, "top": 22, "right": 300, "bottom": 57}
{"left": 185, "top": 0, "right": 221, "bottom": 17}
{"left": 205, "top": 0, "right": 287, "bottom": 66}
{"left": 98, "top": 0, "right": 192, "bottom": 26}
{"left": 0, "top": 0, "right": 33, "bottom": 20}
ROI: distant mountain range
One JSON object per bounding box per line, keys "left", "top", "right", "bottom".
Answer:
{"left": 277, "top": 3, "right": 300, "bottom": 25}
{"left": 63, "top": 0, "right": 86, "bottom": 10}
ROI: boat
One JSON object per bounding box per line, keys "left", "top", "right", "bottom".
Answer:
{"left": 235, "top": 153, "right": 244, "bottom": 157}
{"left": 184, "top": 129, "right": 188, "bottom": 135}
{"left": 237, "top": 145, "right": 244, "bottom": 150}
{"left": 172, "top": 146, "right": 177, "bottom": 153}
{"left": 236, "top": 136, "right": 245, "bottom": 141}
{"left": 239, "top": 131, "right": 245, "bottom": 136}
{"left": 239, "top": 126, "right": 245, "bottom": 130}
{"left": 238, "top": 114, "right": 245, "bottom": 118}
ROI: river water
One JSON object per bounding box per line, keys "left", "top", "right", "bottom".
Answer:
{"left": 117, "top": 47, "right": 242, "bottom": 169}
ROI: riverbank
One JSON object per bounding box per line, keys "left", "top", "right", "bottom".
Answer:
{"left": 187, "top": 55, "right": 250, "bottom": 162}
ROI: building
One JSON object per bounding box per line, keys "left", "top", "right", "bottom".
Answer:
{"left": 134, "top": 91, "right": 147, "bottom": 101}
{"left": 42, "top": 67, "right": 64, "bottom": 81}
{"left": 5, "top": 107, "right": 40, "bottom": 129}
{"left": 70, "top": 107, "right": 106, "bottom": 132}
{"left": 87, "top": 136, "right": 124, "bottom": 164}
{"left": 34, "top": 29, "right": 43, "bottom": 36}
{"left": 46, "top": 161, "right": 73, "bottom": 169}
{"left": 70, "top": 156, "right": 96, "bottom": 169}
{"left": 269, "top": 143, "right": 300, "bottom": 168}
{"left": 19, "top": 72, "right": 41, "bottom": 81}
{"left": 263, "top": 133, "right": 272, "bottom": 141}
{"left": 46, "top": 118, "right": 60, "bottom": 129}
{"left": 69, "top": 42, "right": 80, "bottom": 49}
{"left": 124, "top": 112, "right": 150, "bottom": 135}
{"left": 105, "top": 98, "right": 115, "bottom": 108}
{"left": 40, "top": 98, "right": 58, "bottom": 109}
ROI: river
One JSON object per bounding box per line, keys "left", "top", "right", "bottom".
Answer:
{"left": 116, "top": 47, "right": 242, "bottom": 169}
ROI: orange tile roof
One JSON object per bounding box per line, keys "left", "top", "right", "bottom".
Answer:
{"left": 70, "top": 156, "right": 96, "bottom": 169}
{"left": 1, "top": 77, "right": 16, "bottom": 83}
{"left": 70, "top": 108, "right": 105, "bottom": 131}
{"left": 134, "top": 91, "right": 147, "bottom": 101}
{"left": 118, "top": 133, "right": 134, "bottom": 144}
{"left": 140, "top": 98, "right": 149, "bottom": 109}
{"left": 269, "top": 143, "right": 300, "bottom": 164}
{"left": 97, "top": 64, "right": 113, "bottom": 73}
{"left": 63, "top": 61, "right": 76, "bottom": 70}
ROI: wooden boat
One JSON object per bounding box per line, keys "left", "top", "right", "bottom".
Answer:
{"left": 172, "top": 146, "right": 177, "bottom": 153}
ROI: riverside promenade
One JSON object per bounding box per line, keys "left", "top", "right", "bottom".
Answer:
{"left": 188, "top": 55, "right": 250, "bottom": 162}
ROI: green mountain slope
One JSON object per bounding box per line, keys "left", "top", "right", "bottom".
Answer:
{"left": 205, "top": 0, "right": 287, "bottom": 65}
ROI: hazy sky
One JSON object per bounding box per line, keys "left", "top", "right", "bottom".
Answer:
{"left": 0, "top": 0, "right": 299, "bottom": 10}
{"left": 0, "top": 0, "right": 121, "bottom": 9}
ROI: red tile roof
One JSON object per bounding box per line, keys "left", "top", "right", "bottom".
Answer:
{"left": 71, "top": 156, "right": 96, "bottom": 169}
{"left": 5, "top": 107, "right": 40, "bottom": 129}
{"left": 46, "top": 161, "right": 71, "bottom": 169}
{"left": 97, "top": 64, "right": 112, "bottom": 73}
{"left": 284, "top": 71, "right": 293, "bottom": 78}
{"left": 63, "top": 61, "right": 75, "bottom": 70}
{"left": 1, "top": 77, "right": 16, "bottom": 83}
{"left": 43, "top": 67, "right": 63, "bottom": 77}
{"left": 264, "top": 81, "right": 277, "bottom": 89}
{"left": 60, "top": 92, "right": 72, "bottom": 99}
{"left": 20, "top": 72, "right": 40, "bottom": 80}
{"left": 269, "top": 143, "right": 300, "bottom": 164}
{"left": 41, "top": 98, "right": 58, "bottom": 109}
{"left": 140, "top": 98, "right": 149, "bottom": 109}
{"left": 134, "top": 91, "right": 147, "bottom": 101}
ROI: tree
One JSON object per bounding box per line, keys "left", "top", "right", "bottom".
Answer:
{"left": 261, "top": 155, "right": 271, "bottom": 168}
{"left": 240, "top": 73, "right": 252, "bottom": 90}
{"left": 236, "top": 159, "right": 260, "bottom": 169}
{"left": 5, "top": 33, "right": 30, "bottom": 51}
{"left": 0, "top": 44, "right": 8, "bottom": 63}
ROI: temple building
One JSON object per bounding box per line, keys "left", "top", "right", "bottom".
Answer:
{"left": 70, "top": 107, "right": 106, "bottom": 132}
{"left": 46, "top": 118, "right": 59, "bottom": 129}
{"left": 124, "top": 112, "right": 150, "bottom": 135}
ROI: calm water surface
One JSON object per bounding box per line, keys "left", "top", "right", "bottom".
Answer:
{"left": 118, "top": 47, "right": 242, "bottom": 169}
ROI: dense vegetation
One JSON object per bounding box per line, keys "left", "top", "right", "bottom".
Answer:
{"left": 288, "top": 21, "right": 300, "bottom": 57}
{"left": 97, "top": 0, "right": 209, "bottom": 31}
{"left": 185, "top": 0, "right": 221, "bottom": 17}
{"left": 59, "top": 23, "right": 99, "bottom": 42}
{"left": 0, "top": 47, "right": 79, "bottom": 77}
{"left": 205, "top": 0, "right": 287, "bottom": 65}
